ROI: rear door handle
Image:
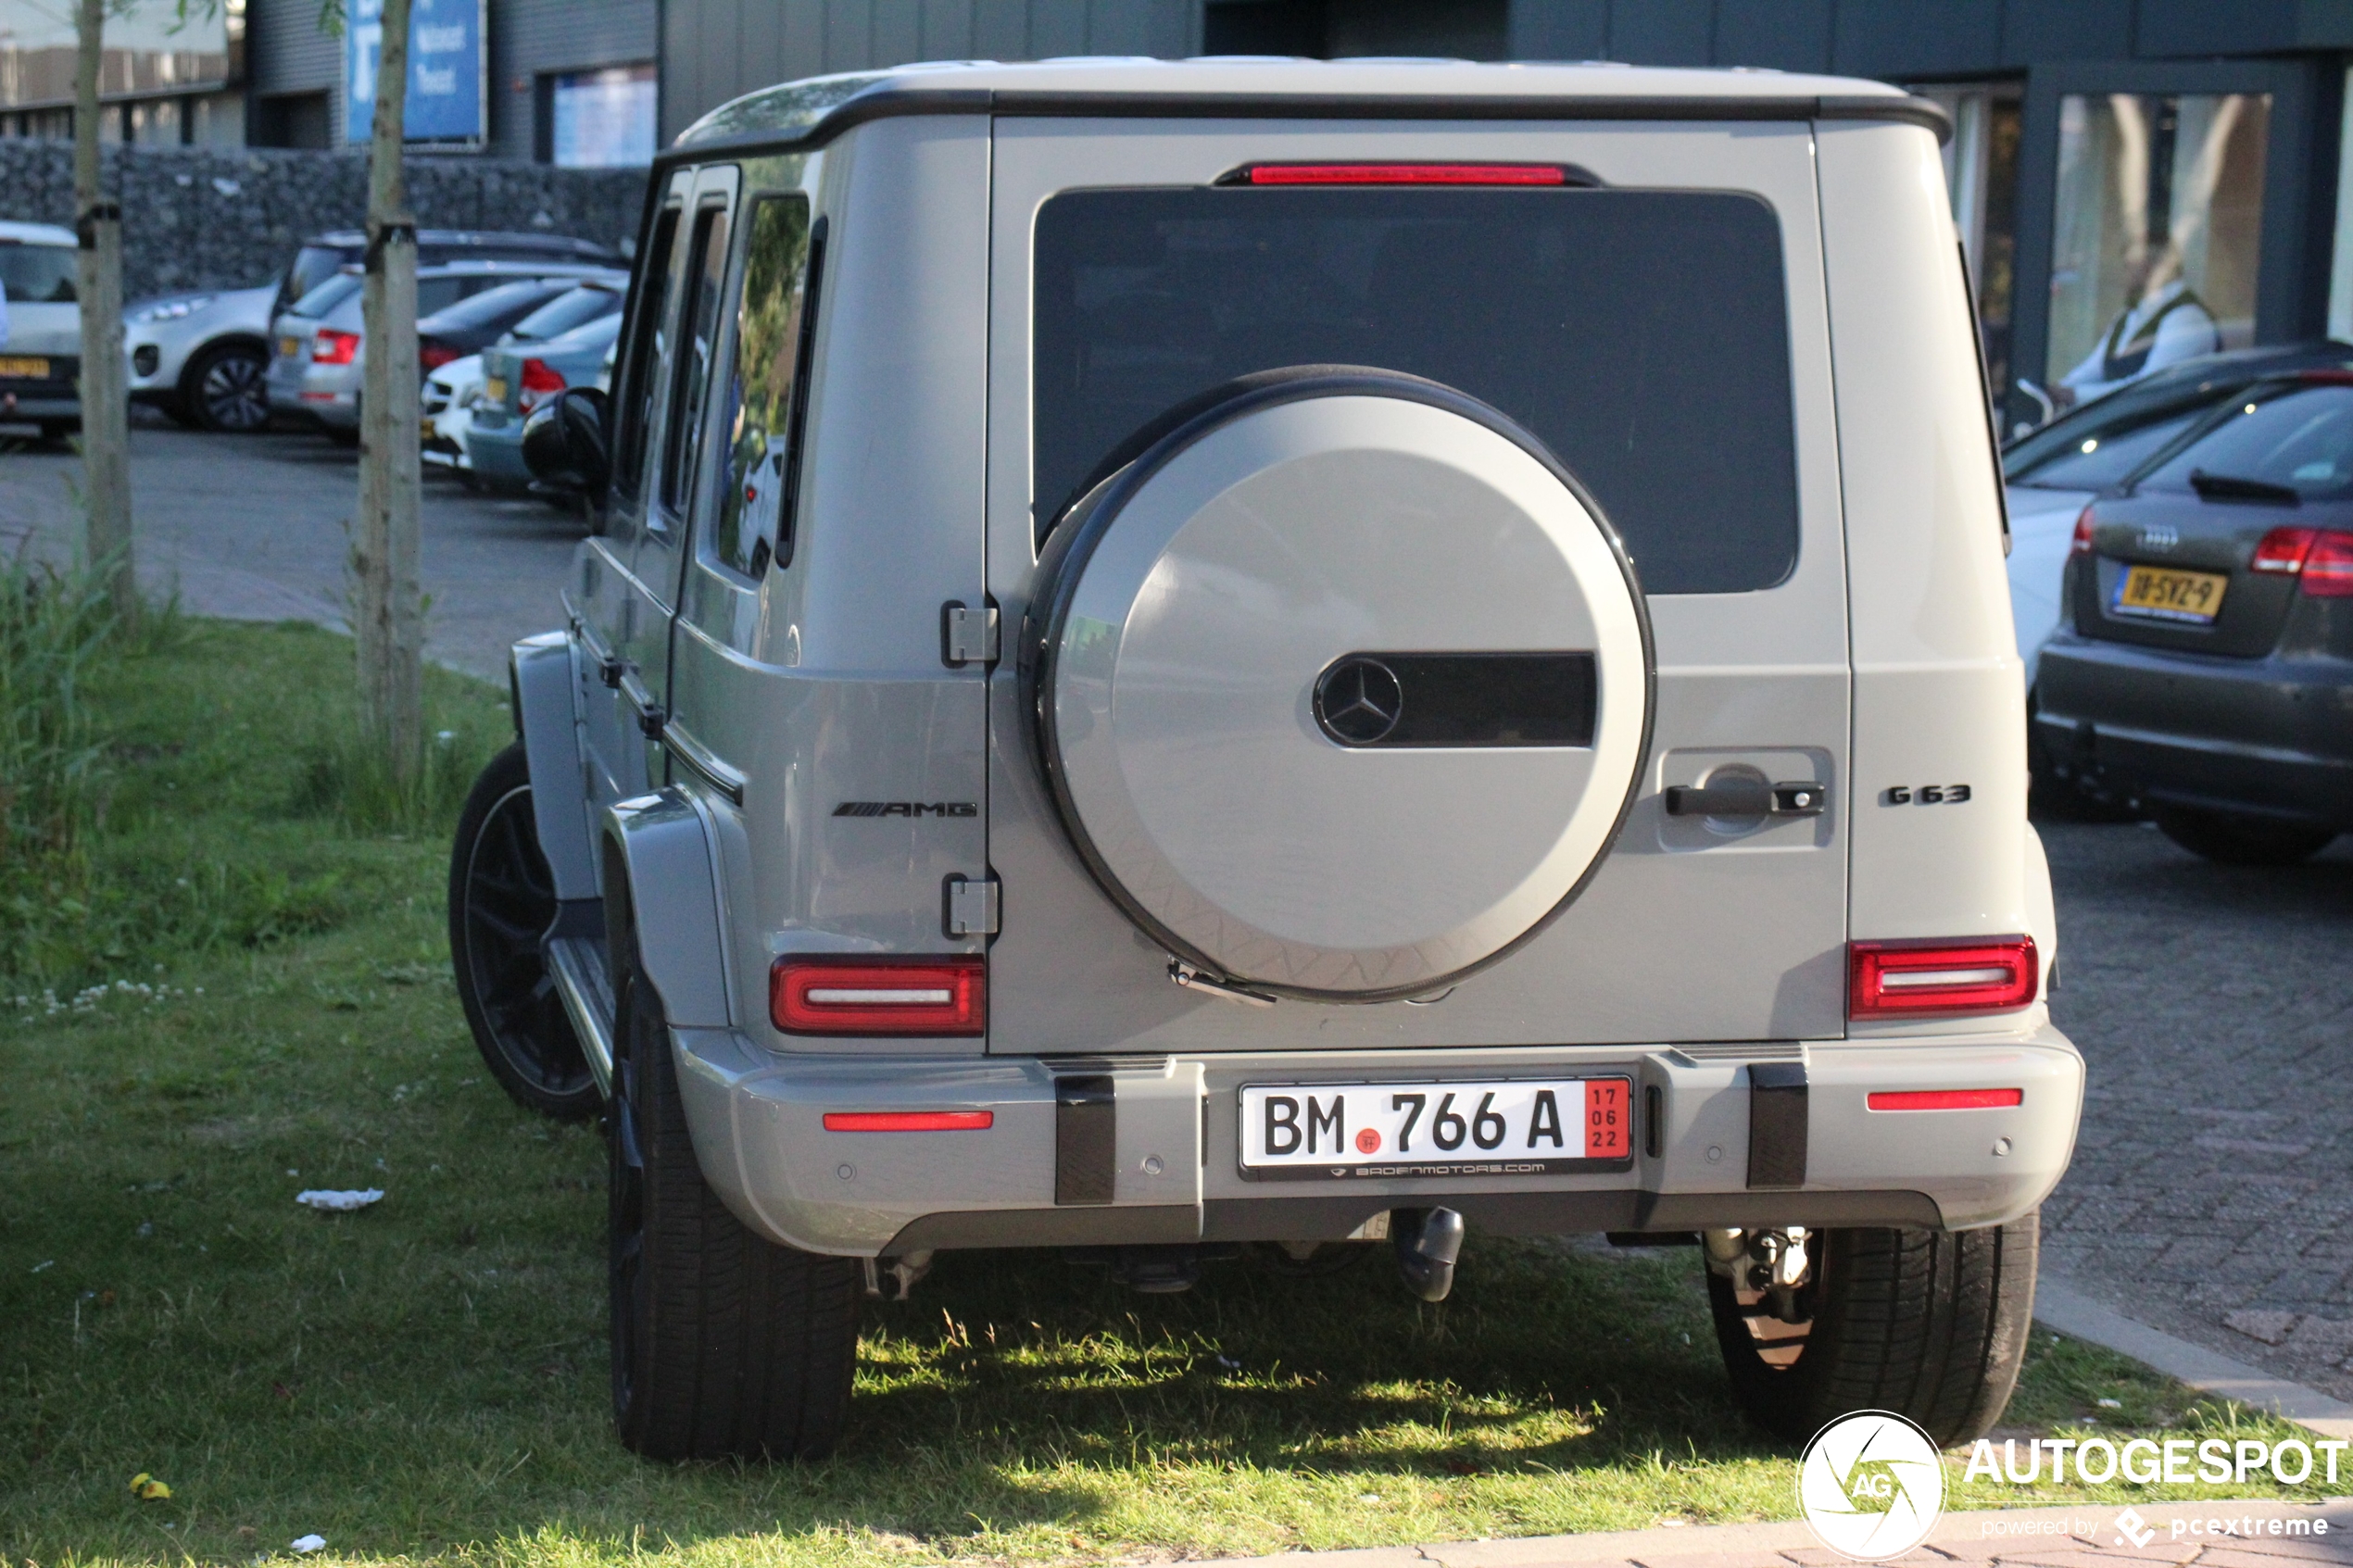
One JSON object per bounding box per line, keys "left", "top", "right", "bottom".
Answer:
{"left": 616, "top": 668, "right": 664, "bottom": 737}
{"left": 1664, "top": 780, "right": 1827, "bottom": 818}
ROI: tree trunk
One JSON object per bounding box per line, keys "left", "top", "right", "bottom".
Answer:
{"left": 353, "top": 0, "right": 424, "bottom": 782}
{"left": 73, "top": 0, "right": 134, "bottom": 625}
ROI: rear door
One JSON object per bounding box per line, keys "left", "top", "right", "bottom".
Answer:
{"left": 984, "top": 119, "right": 1852, "bottom": 1051}
{"left": 572, "top": 170, "right": 689, "bottom": 819}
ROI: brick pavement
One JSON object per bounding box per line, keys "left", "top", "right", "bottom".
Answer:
{"left": 2038, "top": 822, "right": 2353, "bottom": 1403}
{"left": 1211, "top": 1499, "right": 2353, "bottom": 1568}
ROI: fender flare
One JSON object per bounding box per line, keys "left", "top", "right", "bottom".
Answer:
{"left": 601, "top": 789, "right": 735, "bottom": 1029}
{"left": 510, "top": 631, "right": 598, "bottom": 900}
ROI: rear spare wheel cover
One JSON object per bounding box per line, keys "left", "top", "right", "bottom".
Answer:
{"left": 1037, "top": 379, "right": 1652, "bottom": 1001}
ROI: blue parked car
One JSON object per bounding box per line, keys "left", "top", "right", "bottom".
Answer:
{"left": 468, "top": 307, "right": 622, "bottom": 493}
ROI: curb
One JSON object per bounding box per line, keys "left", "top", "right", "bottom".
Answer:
{"left": 2036, "top": 1275, "right": 2353, "bottom": 1441}
{"left": 1211, "top": 1498, "right": 2353, "bottom": 1568}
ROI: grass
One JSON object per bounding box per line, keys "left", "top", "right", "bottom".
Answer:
{"left": 0, "top": 620, "right": 2336, "bottom": 1567}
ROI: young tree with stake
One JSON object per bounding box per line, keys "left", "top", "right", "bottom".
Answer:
{"left": 351, "top": 0, "right": 425, "bottom": 783}
{"left": 73, "top": 0, "right": 135, "bottom": 625}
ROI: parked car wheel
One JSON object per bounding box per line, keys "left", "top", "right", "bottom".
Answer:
{"left": 2151, "top": 807, "right": 2336, "bottom": 866}
{"left": 608, "top": 906, "right": 862, "bottom": 1461}
{"left": 447, "top": 742, "right": 598, "bottom": 1120}
{"left": 1706, "top": 1213, "right": 2037, "bottom": 1447}
{"left": 183, "top": 341, "right": 272, "bottom": 433}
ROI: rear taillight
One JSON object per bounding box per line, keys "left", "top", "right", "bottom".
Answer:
{"left": 1849, "top": 937, "right": 2038, "bottom": 1019}
{"left": 1226, "top": 162, "right": 1574, "bottom": 186}
{"left": 2251, "top": 525, "right": 2316, "bottom": 572}
{"left": 2070, "top": 506, "right": 2095, "bottom": 556}
{"left": 419, "top": 343, "right": 459, "bottom": 372}
{"left": 2250, "top": 525, "right": 2353, "bottom": 596}
{"left": 517, "top": 357, "right": 566, "bottom": 410}
{"left": 771, "top": 957, "right": 985, "bottom": 1035}
{"left": 312, "top": 328, "right": 359, "bottom": 366}
{"left": 2299, "top": 532, "right": 2353, "bottom": 596}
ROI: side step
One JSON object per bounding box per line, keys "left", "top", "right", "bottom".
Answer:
{"left": 545, "top": 934, "right": 616, "bottom": 1095}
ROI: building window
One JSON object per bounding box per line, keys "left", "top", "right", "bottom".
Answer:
{"left": 1926, "top": 86, "right": 2023, "bottom": 419}
{"left": 2328, "top": 69, "right": 2353, "bottom": 344}
{"left": 541, "top": 64, "right": 655, "bottom": 168}
{"left": 2045, "top": 93, "right": 2271, "bottom": 411}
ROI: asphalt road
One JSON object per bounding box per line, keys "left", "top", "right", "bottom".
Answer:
{"left": 0, "top": 413, "right": 578, "bottom": 681}
{"left": 4, "top": 419, "right": 2348, "bottom": 1402}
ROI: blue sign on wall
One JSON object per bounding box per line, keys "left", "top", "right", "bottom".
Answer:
{"left": 346, "top": 0, "right": 484, "bottom": 144}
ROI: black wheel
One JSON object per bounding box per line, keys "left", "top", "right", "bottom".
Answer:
{"left": 182, "top": 341, "right": 271, "bottom": 433}
{"left": 608, "top": 907, "right": 862, "bottom": 1461}
{"left": 1707, "top": 1213, "right": 2037, "bottom": 1448}
{"left": 448, "top": 742, "right": 598, "bottom": 1120}
{"left": 2152, "top": 806, "right": 2335, "bottom": 866}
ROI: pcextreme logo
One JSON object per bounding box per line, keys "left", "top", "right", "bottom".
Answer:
{"left": 1796, "top": 1411, "right": 1947, "bottom": 1561}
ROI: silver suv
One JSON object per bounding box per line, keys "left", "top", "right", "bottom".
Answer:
{"left": 449, "top": 61, "right": 2080, "bottom": 1463}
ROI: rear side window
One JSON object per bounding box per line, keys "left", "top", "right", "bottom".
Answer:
{"left": 0, "top": 244, "right": 76, "bottom": 303}
{"left": 1033, "top": 187, "right": 1800, "bottom": 595}
{"left": 612, "top": 207, "right": 681, "bottom": 500}
{"left": 2010, "top": 408, "right": 2204, "bottom": 491}
{"left": 711, "top": 194, "right": 815, "bottom": 576}
{"left": 661, "top": 203, "right": 732, "bottom": 519}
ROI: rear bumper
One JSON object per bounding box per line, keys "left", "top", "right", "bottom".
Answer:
{"left": 670, "top": 1027, "right": 2082, "bottom": 1257}
{"left": 2036, "top": 635, "right": 2353, "bottom": 827}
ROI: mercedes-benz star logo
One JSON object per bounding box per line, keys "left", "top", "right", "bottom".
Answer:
{"left": 1315, "top": 657, "right": 1403, "bottom": 746}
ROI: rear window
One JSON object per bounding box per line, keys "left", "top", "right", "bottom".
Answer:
{"left": 282, "top": 244, "right": 349, "bottom": 309}
{"left": 0, "top": 243, "right": 76, "bottom": 304}
{"left": 421, "top": 279, "right": 565, "bottom": 333}
{"left": 291, "top": 273, "right": 360, "bottom": 318}
{"left": 2136, "top": 384, "right": 2353, "bottom": 502}
{"left": 510, "top": 282, "right": 623, "bottom": 343}
{"left": 1032, "top": 186, "right": 1800, "bottom": 596}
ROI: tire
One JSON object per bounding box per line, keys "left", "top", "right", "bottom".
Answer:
{"left": 2152, "top": 806, "right": 2335, "bottom": 866}
{"left": 447, "top": 742, "right": 598, "bottom": 1120}
{"left": 608, "top": 908, "right": 862, "bottom": 1461}
{"left": 1707, "top": 1213, "right": 2038, "bottom": 1448}
{"left": 182, "top": 341, "right": 271, "bottom": 433}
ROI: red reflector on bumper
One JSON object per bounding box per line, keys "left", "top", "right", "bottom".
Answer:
{"left": 1234, "top": 162, "right": 1572, "bottom": 186}
{"left": 822, "top": 1110, "right": 994, "bottom": 1132}
{"left": 772, "top": 957, "right": 985, "bottom": 1035}
{"left": 1849, "top": 936, "right": 2038, "bottom": 1018}
{"left": 1867, "top": 1087, "right": 2024, "bottom": 1111}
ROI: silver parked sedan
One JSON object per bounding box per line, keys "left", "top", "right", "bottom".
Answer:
{"left": 265, "top": 260, "right": 612, "bottom": 435}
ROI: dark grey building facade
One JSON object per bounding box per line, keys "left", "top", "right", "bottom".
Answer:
{"left": 10, "top": 0, "right": 2345, "bottom": 439}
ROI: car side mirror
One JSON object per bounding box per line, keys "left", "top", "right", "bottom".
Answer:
{"left": 522, "top": 386, "right": 610, "bottom": 495}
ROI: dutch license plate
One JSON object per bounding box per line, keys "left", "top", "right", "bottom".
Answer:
{"left": 2114, "top": 563, "right": 2228, "bottom": 623}
{"left": 0, "top": 356, "right": 50, "bottom": 379}
{"left": 483, "top": 376, "right": 508, "bottom": 405}
{"left": 1239, "top": 1076, "right": 1633, "bottom": 1179}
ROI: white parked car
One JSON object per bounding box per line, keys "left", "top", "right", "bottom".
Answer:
{"left": 422, "top": 352, "right": 485, "bottom": 475}
{"left": 0, "top": 220, "right": 84, "bottom": 441}
{"left": 454, "top": 58, "right": 2077, "bottom": 1464}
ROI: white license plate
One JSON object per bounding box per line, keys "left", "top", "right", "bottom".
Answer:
{"left": 1239, "top": 1076, "right": 1633, "bottom": 1179}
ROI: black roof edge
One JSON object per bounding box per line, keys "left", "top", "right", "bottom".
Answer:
{"left": 661, "top": 83, "right": 1950, "bottom": 169}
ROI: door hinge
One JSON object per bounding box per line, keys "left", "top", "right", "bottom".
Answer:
{"left": 941, "top": 600, "right": 1000, "bottom": 669}
{"left": 943, "top": 872, "right": 1000, "bottom": 937}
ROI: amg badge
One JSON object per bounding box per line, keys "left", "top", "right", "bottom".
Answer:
{"left": 833, "top": 801, "right": 978, "bottom": 818}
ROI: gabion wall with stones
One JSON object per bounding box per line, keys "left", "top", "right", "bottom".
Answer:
{"left": 0, "top": 142, "right": 648, "bottom": 301}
